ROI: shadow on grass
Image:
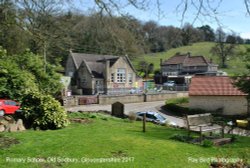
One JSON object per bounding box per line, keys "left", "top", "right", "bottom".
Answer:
{"left": 125, "top": 124, "right": 188, "bottom": 141}
{"left": 0, "top": 134, "right": 19, "bottom": 149}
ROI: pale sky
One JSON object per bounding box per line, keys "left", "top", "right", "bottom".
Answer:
{"left": 70, "top": 0, "right": 250, "bottom": 39}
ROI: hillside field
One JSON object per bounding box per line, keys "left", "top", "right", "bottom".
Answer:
{"left": 132, "top": 42, "right": 250, "bottom": 75}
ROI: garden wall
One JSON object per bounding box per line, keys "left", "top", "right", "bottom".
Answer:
{"left": 98, "top": 94, "right": 145, "bottom": 105}
{"left": 63, "top": 92, "right": 188, "bottom": 106}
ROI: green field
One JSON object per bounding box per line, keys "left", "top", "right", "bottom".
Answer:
{"left": 1, "top": 112, "right": 249, "bottom": 168}
{"left": 132, "top": 42, "right": 250, "bottom": 75}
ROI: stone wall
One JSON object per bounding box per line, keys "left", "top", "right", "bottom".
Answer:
{"left": 63, "top": 92, "right": 189, "bottom": 106}
{"left": 99, "top": 94, "right": 145, "bottom": 104}
{"left": 189, "top": 96, "right": 247, "bottom": 115}
{"left": 146, "top": 92, "right": 188, "bottom": 102}
{"left": 98, "top": 92, "right": 188, "bottom": 105}
{"left": 63, "top": 96, "right": 79, "bottom": 106}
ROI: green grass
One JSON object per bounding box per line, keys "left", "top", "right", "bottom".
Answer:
{"left": 132, "top": 42, "right": 250, "bottom": 75}
{"left": 0, "top": 112, "right": 249, "bottom": 168}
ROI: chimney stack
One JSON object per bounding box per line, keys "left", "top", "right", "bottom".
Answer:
{"left": 210, "top": 58, "right": 213, "bottom": 63}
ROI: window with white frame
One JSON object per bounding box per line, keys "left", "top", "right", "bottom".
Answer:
{"left": 117, "top": 68, "right": 126, "bottom": 83}
{"left": 128, "top": 73, "right": 133, "bottom": 83}
{"left": 111, "top": 73, "right": 114, "bottom": 82}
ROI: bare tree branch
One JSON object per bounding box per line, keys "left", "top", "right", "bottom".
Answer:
{"left": 244, "top": 0, "right": 250, "bottom": 15}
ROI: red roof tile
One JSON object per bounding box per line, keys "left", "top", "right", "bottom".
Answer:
{"left": 189, "top": 76, "right": 247, "bottom": 96}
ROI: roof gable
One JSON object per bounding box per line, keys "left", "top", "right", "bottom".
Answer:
{"left": 162, "top": 55, "right": 186, "bottom": 65}
{"left": 69, "top": 52, "right": 136, "bottom": 78}
{"left": 189, "top": 76, "right": 247, "bottom": 96}
{"left": 183, "top": 56, "right": 208, "bottom": 66}
{"left": 70, "top": 52, "right": 119, "bottom": 69}
{"left": 162, "top": 53, "right": 210, "bottom": 66}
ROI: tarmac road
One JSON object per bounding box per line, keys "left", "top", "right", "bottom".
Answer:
{"left": 65, "top": 101, "right": 186, "bottom": 127}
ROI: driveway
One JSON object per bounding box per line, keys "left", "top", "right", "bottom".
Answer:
{"left": 65, "top": 101, "right": 186, "bottom": 127}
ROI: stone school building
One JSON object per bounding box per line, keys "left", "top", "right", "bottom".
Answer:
{"left": 65, "top": 52, "right": 142, "bottom": 95}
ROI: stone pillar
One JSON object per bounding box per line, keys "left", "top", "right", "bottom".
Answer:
{"left": 105, "top": 60, "right": 110, "bottom": 94}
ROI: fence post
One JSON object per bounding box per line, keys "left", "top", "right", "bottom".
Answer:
{"left": 143, "top": 93, "right": 147, "bottom": 102}
{"left": 143, "top": 113, "right": 146, "bottom": 132}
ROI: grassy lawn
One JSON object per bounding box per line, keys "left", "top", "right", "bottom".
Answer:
{"left": 0, "top": 112, "right": 249, "bottom": 168}
{"left": 132, "top": 42, "right": 250, "bottom": 75}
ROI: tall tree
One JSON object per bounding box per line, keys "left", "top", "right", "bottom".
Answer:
{"left": 181, "top": 23, "right": 203, "bottom": 45}
{"left": 0, "top": 0, "right": 29, "bottom": 54}
{"left": 210, "top": 28, "right": 236, "bottom": 68}
{"left": 233, "top": 48, "right": 250, "bottom": 117}
{"left": 198, "top": 25, "right": 215, "bottom": 42}
{"left": 143, "top": 21, "right": 159, "bottom": 52}
{"left": 226, "top": 34, "right": 237, "bottom": 44}
{"left": 17, "top": 0, "right": 69, "bottom": 66}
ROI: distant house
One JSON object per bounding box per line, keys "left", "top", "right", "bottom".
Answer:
{"left": 65, "top": 52, "right": 141, "bottom": 95}
{"left": 161, "top": 53, "right": 218, "bottom": 77}
{"left": 189, "top": 76, "right": 247, "bottom": 115}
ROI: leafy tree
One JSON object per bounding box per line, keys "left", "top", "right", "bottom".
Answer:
{"left": 210, "top": 28, "right": 236, "bottom": 68}
{"left": 11, "top": 50, "right": 63, "bottom": 96}
{"left": 0, "top": 47, "right": 66, "bottom": 129}
{"left": 71, "top": 14, "right": 145, "bottom": 58}
{"left": 226, "top": 34, "right": 237, "bottom": 44}
{"left": 181, "top": 23, "right": 203, "bottom": 45}
{"left": 164, "top": 26, "right": 183, "bottom": 49}
{"left": 143, "top": 21, "right": 159, "bottom": 52}
{"left": 236, "top": 36, "right": 244, "bottom": 44}
{"left": 0, "top": 0, "right": 29, "bottom": 55}
{"left": 198, "top": 25, "right": 215, "bottom": 42}
{"left": 0, "top": 48, "right": 63, "bottom": 98}
{"left": 233, "top": 48, "right": 250, "bottom": 117}
{"left": 0, "top": 48, "right": 38, "bottom": 100}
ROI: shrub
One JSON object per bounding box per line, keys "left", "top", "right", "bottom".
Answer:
{"left": 170, "top": 134, "right": 193, "bottom": 142}
{"left": 166, "top": 97, "right": 189, "bottom": 104}
{"left": 21, "top": 91, "right": 69, "bottom": 130}
{"left": 202, "top": 139, "right": 214, "bottom": 147}
{"left": 128, "top": 112, "right": 137, "bottom": 122}
{"left": 164, "top": 97, "right": 209, "bottom": 116}
{"left": 165, "top": 103, "right": 188, "bottom": 116}
{"left": 231, "top": 135, "right": 238, "bottom": 142}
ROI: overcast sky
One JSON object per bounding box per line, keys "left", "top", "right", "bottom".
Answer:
{"left": 71, "top": 0, "right": 250, "bottom": 39}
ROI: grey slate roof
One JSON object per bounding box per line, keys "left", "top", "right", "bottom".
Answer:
{"left": 70, "top": 53, "right": 120, "bottom": 78}
{"left": 86, "top": 61, "right": 105, "bottom": 78}
{"left": 70, "top": 52, "right": 137, "bottom": 79}
{"left": 71, "top": 53, "right": 119, "bottom": 69}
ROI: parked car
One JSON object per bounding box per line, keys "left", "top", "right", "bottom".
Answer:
{"left": 136, "top": 111, "right": 167, "bottom": 125}
{"left": 0, "top": 99, "right": 21, "bottom": 116}
{"left": 163, "top": 81, "right": 175, "bottom": 87}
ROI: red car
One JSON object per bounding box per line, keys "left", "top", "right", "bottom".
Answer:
{"left": 0, "top": 99, "right": 21, "bottom": 116}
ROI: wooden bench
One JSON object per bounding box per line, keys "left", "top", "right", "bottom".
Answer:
{"left": 186, "top": 113, "right": 224, "bottom": 141}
